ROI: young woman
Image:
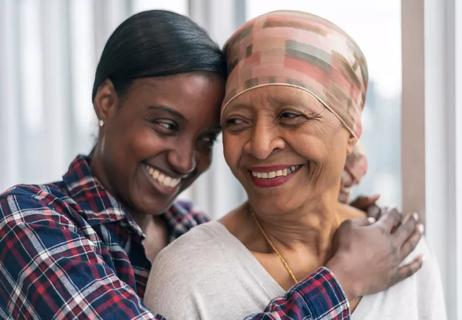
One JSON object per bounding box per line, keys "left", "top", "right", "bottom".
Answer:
{"left": 0, "top": 10, "right": 422, "bottom": 319}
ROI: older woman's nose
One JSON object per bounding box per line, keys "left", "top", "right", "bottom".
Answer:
{"left": 168, "top": 142, "right": 197, "bottom": 175}
{"left": 244, "top": 120, "right": 285, "bottom": 159}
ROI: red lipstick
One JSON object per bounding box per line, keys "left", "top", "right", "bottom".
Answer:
{"left": 249, "top": 165, "right": 300, "bottom": 188}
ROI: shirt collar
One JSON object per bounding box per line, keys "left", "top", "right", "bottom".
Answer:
{"left": 62, "top": 155, "right": 144, "bottom": 237}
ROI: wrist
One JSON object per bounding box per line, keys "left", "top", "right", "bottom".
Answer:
{"left": 325, "top": 256, "right": 359, "bottom": 300}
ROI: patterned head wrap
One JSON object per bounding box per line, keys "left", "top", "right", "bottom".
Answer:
{"left": 222, "top": 10, "right": 368, "bottom": 139}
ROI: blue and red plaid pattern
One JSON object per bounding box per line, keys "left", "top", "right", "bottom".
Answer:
{"left": 0, "top": 155, "right": 349, "bottom": 319}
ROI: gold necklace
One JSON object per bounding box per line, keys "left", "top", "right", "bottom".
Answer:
{"left": 250, "top": 209, "right": 298, "bottom": 285}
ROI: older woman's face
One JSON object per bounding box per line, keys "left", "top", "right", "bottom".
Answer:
{"left": 95, "top": 72, "right": 224, "bottom": 216}
{"left": 222, "top": 86, "right": 354, "bottom": 213}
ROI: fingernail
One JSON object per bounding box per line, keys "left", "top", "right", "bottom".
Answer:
{"left": 367, "top": 217, "right": 376, "bottom": 224}
{"left": 417, "top": 224, "right": 425, "bottom": 233}
{"left": 412, "top": 212, "right": 419, "bottom": 221}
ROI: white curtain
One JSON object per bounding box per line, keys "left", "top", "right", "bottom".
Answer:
{"left": 0, "top": 0, "right": 246, "bottom": 218}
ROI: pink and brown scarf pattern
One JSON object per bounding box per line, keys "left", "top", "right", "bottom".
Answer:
{"left": 222, "top": 10, "right": 368, "bottom": 139}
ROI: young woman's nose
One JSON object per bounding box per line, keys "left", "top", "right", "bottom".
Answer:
{"left": 168, "top": 141, "right": 197, "bottom": 175}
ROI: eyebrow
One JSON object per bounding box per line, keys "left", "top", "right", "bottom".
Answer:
{"left": 146, "top": 105, "right": 186, "bottom": 121}
{"left": 268, "top": 94, "right": 322, "bottom": 112}
{"left": 224, "top": 103, "right": 254, "bottom": 113}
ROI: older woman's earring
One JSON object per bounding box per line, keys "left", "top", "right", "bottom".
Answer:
{"left": 98, "top": 120, "right": 104, "bottom": 127}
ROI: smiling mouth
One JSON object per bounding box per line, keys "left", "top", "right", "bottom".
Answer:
{"left": 249, "top": 164, "right": 303, "bottom": 188}
{"left": 144, "top": 164, "right": 181, "bottom": 188}
{"left": 250, "top": 165, "right": 300, "bottom": 179}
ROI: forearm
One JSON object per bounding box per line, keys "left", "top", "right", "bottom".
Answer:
{"left": 244, "top": 267, "right": 349, "bottom": 320}
{"left": 0, "top": 221, "right": 163, "bottom": 319}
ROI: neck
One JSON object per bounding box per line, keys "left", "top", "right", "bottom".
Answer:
{"left": 249, "top": 190, "right": 341, "bottom": 262}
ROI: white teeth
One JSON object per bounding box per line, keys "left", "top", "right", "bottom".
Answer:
{"left": 251, "top": 166, "right": 299, "bottom": 179}
{"left": 145, "top": 165, "right": 180, "bottom": 188}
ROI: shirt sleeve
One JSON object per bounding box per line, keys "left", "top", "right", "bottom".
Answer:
{"left": 243, "top": 267, "right": 350, "bottom": 320}
{"left": 0, "top": 207, "right": 165, "bottom": 319}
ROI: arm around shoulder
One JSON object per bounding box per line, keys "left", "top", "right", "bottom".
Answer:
{"left": 243, "top": 267, "right": 349, "bottom": 320}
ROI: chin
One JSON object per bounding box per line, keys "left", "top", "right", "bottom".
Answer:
{"left": 135, "top": 193, "right": 176, "bottom": 216}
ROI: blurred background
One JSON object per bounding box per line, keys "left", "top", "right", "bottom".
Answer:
{"left": 0, "top": 0, "right": 460, "bottom": 317}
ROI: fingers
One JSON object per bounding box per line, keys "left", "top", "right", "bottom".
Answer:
{"left": 366, "top": 204, "right": 382, "bottom": 220}
{"left": 350, "top": 194, "right": 380, "bottom": 211}
{"left": 398, "top": 222, "right": 424, "bottom": 260}
{"left": 391, "top": 255, "right": 423, "bottom": 286}
{"left": 349, "top": 216, "right": 374, "bottom": 227}
{"left": 376, "top": 208, "right": 402, "bottom": 232}
{"left": 394, "top": 212, "right": 418, "bottom": 241}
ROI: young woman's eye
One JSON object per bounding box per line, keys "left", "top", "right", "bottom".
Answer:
{"left": 200, "top": 133, "right": 219, "bottom": 149}
{"left": 153, "top": 119, "right": 178, "bottom": 134}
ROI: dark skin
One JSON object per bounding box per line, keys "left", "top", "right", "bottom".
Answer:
{"left": 90, "top": 71, "right": 422, "bottom": 305}
{"left": 91, "top": 72, "right": 224, "bottom": 259}
{"left": 221, "top": 86, "right": 423, "bottom": 306}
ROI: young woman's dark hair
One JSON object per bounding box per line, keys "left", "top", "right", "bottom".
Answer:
{"left": 92, "top": 10, "right": 227, "bottom": 101}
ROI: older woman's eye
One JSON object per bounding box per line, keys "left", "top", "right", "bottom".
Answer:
{"left": 278, "top": 110, "right": 306, "bottom": 124}
{"left": 223, "top": 117, "right": 249, "bottom": 132}
{"left": 280, "top": 111, "right": 302, "bottom": 119}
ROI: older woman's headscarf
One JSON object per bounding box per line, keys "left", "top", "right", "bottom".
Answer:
{"left": 222, "top": 10, "right": 368, "bottom": 139}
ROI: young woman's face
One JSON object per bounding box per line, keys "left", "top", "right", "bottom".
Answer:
{"left": 221, "top": 86, "right": 353, "bottom": 214}
{"left": 94, "top": 72, "right": 224, "bottom": 216}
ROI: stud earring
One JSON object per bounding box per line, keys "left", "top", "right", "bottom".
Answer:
{"left": 98, "top": 119, "right": 104, "bottom": 127}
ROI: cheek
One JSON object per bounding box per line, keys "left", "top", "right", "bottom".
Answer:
{"left": 289, "top": 132, "right": 327, "bottom": 162}
{"left": 125, "top": 126, "right": 170, "bottom": 159}
{"left": 223, "top": 134, "right": 244, "bottom": 173}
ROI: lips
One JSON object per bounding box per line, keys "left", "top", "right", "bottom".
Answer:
{"left": 249, "top": 164, "right": 302, "bottom": 188}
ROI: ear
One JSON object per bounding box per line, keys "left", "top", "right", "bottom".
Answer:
{"left": 346, "top": 134, "right": 357, "bottom": 155}
{"left": 93, "top": 79, "right": 119, "bottom": 123}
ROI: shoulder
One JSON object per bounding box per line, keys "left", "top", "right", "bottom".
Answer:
{"left": 163, "top": 200, "right": 210, "bottom": 239}
{"left": 408, "top": 237, "right": 444, "bottom": 287}
{"left": 144, "top": 221, "right": 231, "bottom": 317}
{"left": 156, "top": 221, "right": 224, "bottom": 267}
{"left": 353, "top": 237, "right": 446, "bottom": 319}
{"left": 0, "top": 182, "right": 67, "bottom": 218}
{"left": 147, "top": 221, "right": 228, "bottom": 288}
{"left": 0, "top": 182, "right": 84, "bottom": 237}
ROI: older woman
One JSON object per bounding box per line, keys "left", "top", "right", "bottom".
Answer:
{"left": 144, "top": 10, "right": 445, "bottom": 319}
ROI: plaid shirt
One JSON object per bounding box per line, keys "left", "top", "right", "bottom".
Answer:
{"left": 0, "top": 155, "right": 349, "bottom": 319}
